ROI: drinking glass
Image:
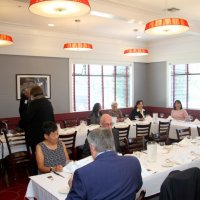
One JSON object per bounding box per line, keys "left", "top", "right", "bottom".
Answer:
{"left": 135, "top": 115, "right": 139, "bottom": 120}
{"left": 147, "top": 141, "right": 157, "bottom": 162}
{"left": 160, "top": 113, "right": 164, "bottom": 118}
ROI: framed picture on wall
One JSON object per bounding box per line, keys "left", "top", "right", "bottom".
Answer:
{"left": 16, "top": 74, "right": 51, "bottom": 100}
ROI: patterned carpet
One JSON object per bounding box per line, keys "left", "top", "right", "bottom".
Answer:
{"left": 0, "top": 167, "right": 29, "bottom": 200}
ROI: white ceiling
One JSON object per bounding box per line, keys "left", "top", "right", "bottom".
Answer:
{"left": 0, "top": 0, "right": 200, "bottom": 42}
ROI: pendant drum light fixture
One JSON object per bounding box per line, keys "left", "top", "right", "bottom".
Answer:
{"left": 145, "top": 18, "right": 189, "bottom": 35}
{"left": 64, "top": 43, "right": 93, "bottom": 51}
{"left": 123, "top": 29, "right": 148, "bottom": 56}
{"left": 29, "top": 0, "right": 91, "bottom": 18}
{"left": 124, "top": 48, "right": 148, "bottom": 56}
{"left": 63, "top": 19, "right": 93, "bottom": 51}
{"left": 0, "top": 34, "right": 14, "bottom": 46}
{"left": 145, "top": 0, "right": 189, "bottom": 35}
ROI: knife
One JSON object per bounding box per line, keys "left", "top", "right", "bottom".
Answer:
{"left": 52, "top": 171, "right": 65, "bottom": 178}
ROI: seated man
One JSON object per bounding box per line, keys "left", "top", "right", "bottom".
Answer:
{"left": 82, "top": 114, "right": 121, "bottom": 158}
{"left": 109, "top": 101, "right": 124, "bottom": 121}
{"left": 66, "top": 127, "right": 142, "bottom": 200}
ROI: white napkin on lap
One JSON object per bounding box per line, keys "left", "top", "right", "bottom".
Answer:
{"left": 193, "top": 118, "right": 200, "bottom": 125}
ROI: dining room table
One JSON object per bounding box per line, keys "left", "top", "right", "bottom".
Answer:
{"left": 25, "top": 136, "right": 200, "bottom": 199}
{"left": 1, "top": 117, "right": 200, "bottom": 158}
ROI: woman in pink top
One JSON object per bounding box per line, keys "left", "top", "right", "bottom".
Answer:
{"left": 171, "top": 100, "right": 189, "bottom": 120}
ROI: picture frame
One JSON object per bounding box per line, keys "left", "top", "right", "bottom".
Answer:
{"left": 16, "top": 74, "right": 51, "bottom": 100}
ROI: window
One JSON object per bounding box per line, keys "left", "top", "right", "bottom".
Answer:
{"left": 72, "top": 64, "right": 131, "bottom": 111}
{"left": 169, "top": 63, "right": 200, "bottom": 109}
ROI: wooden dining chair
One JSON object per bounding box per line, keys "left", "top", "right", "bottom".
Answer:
{"left": 0, "top": 121, "right": 31, "bottom": 182}
{"left": 124, "top": 137, "right": 144, "bottom": 154}
{"left": 152, "top": 120, "right": 171, "bottom": 144}
{"left": 63, "top": 119, "right": 78, "bottom": 128}
{"left": 197, "top": 126, "right": 200, "bottom": 136}
{"left": 59, "top": 131, "right": 77, "bottom": 160}
{"left": 114, "top": 125, "right": 130, "bottom": 142}
{"left": 176, "top": 127, "right": 191, "bottom": 142}
{"left": 114, "top": 125, "right": 130, "bottom": 154}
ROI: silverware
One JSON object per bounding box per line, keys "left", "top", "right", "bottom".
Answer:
{"left": 52, "top": 171, "right": 65, "bottom": 178}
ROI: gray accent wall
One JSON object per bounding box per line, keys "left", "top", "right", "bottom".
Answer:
{"left": 0, "top": 55, "right": 69, "bottom": 118}
{"left": 134, "top": 61, "right": 167, "bottom": 107}
{"left": 133, "top": 62, "right": 148, "bottom": 104}
{"left": 146, "top": 62, "right": 167, "bottom": 107}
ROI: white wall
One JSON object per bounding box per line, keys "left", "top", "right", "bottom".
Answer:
{"left": 0, "top": 24, "right": 148, "bottom": 64}
{"left": 147, "top": 34, "right": 200, "bottom": 64}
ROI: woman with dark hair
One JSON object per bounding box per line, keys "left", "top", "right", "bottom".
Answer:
{"left": 36, "top": 121, "right": 70, "bottom": 173}
{"left": 129, "top": 100, "right": 146, "bottom": 120}
{"left": 171, "top": 100, "right": 188, "bottom": 120}
{"left": 89, "top": 103, "right": 102, "bottom": 124}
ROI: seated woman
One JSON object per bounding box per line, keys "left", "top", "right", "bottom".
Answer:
{"left": 171, "top": 100, "right": 189, "bottom": 121}
{"left": 109, "top": 101, "right": 124, "bottom": 122}
{"left": 89, "top": 103, "right": 102, "bottom": 124}
{"left": 129, "top": 100, "right": 146, "bottom": 120}
{"left": 36, "top": 121, "right": 70, "bottom": 173}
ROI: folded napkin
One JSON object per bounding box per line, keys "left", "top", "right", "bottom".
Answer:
{"left": 63, "top": 161, "right": 79, "bottom": 173}
{"left": 170, "top": 152, "right": 191, "bottom": 164}
{"left": 59, "top": 128, "right": 76, "bottom": 135}
{"left": 75, "top": 156, "right": 93, "bottom": 168}
{"left": 124, "top": 118, "right": 131, "bottom": 123}
{"left": 178, "top": 137, "right": 191, "bottom": 146}
{"left": 88, "top": 124, "right": 100, "bottom": 131}
{"left": 145, "top": 115, "right": 153, "bottom": 123}
{"left": 167, "top": 115, "right": 173, "bottom": 120}
{"left": 114, "top": 122, "right": 129, "bottom": 128}
{"left": 193, "top": 118, "right": 200, "bottom": 125}
{"left": 190, "top": 146, "right": 200, "bottom": 155}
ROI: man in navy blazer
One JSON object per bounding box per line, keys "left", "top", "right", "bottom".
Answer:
{"left": 66, "top": 127, "right": 142, "bottom": 200}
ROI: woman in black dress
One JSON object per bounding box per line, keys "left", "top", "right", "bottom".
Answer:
{"left": 129, "top": 100, "right": 146, "bottom": 120}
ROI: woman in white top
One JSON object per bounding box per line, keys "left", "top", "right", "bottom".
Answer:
{"left": 171, "top": 100, "right": 189, "bottom": 121}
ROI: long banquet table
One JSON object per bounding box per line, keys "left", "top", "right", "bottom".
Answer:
{"left": 1, "top": 118, "right": 200, "bottom": 159}
{"left": 25, "top": 137, "right": 200, "bottom": 199}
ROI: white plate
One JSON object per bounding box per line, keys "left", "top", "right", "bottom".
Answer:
{"left": 58, "top": 185, "right": 70, "bottom": 194}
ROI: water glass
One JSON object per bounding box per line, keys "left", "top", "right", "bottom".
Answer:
{"left": 160, "top": 113, "right": 164, "bottom": 118}
{"left": 147, "top": 141, "right": 157, "bottom": 162}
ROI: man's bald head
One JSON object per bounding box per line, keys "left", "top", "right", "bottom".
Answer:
{"left": 100, "top": 114, "right": 113, "bottom": 129}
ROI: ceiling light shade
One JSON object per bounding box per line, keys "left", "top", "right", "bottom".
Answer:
{"left": 63, "top": 43, "right": 93, "bottom": 51}
{"left": 0, "top": 34, "right": 14, "bottom": 46}
{"left": 124, "top": 48, "right": 149, "bottom": 56}
{"left": 29, "top": 0, "right": 91, "bottom": 18}
{"left": 145, "top": 18, "right": 189, "bottom": 35}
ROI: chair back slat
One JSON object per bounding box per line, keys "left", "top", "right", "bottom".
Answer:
{"left": 136, "top": 123, "right": 151, "bottom": 137}
{"left": 0, "top": 120, "right": 31, "bottom": 181}
{"left": 59, "top": 131, "right": 77, "bottom": 151}
{"left": 114, "top": 125, "right": 130, "bottom": 142}
{"left": 159, "top": 120, "right": 171, "bottom": 135}
{"left": 176, "top": 127, "right": 191, "bottom": 141}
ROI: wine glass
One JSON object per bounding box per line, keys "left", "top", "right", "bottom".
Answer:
{"left": 160, "top": 113, "right": 164, "bottom": 118}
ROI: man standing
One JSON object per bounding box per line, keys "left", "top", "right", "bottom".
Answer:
{"left": 82, "top": 114, "right": 121, "bottom": 157}
{"left": 66, "top": 127, "right": 142, "bottom": 200}
{"left": 18, "top": 88, "right": 30, "bottom": 130}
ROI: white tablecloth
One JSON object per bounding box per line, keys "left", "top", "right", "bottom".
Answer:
{"left": 25, "top": 138, "right": 200, "bottom": 199}
{"left": 1, "top": 119, "right": 199, "bottom": 158}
